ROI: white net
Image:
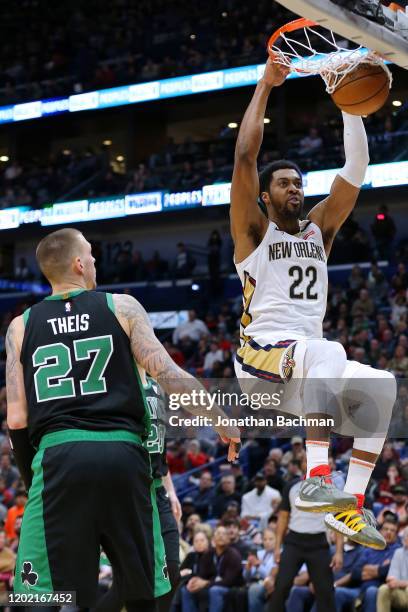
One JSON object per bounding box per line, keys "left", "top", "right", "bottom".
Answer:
{"left": 270, "top": 24, "right": 393, "bottom": 94}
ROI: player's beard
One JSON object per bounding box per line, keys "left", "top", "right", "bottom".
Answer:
{"left": 282, "top": 200, "right": 303, "bottom": 219}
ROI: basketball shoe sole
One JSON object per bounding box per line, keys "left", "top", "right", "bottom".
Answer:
{"left": 295, "top": 477, "right": 358, "bottom": 513}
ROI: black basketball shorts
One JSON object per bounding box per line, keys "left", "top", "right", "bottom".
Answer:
{"left": 14, "top": 430, "right": 170, "bottom": 607}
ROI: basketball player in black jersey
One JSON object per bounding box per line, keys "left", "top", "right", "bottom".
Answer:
{"left": 5, "top": 228, "right": 240, "bottom": 610}
{"left": 100, "top": 377, "right": 181, "bottom": 612}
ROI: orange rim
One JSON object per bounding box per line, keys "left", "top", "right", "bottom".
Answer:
{"left": 267, "top": 17, "right": 318, "bottom": 51}
{"left": 267, "top": 18, "right": 319, "bottom": 74}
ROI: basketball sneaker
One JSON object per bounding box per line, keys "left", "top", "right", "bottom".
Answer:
{"left": 295, "top": 465, "right": 358, "bottom": 513}
{"left": 331, "top": 0, "right": 386, "bottom": 25}
{"left": 325, "top": 495, "right": 386, "bottom": 550}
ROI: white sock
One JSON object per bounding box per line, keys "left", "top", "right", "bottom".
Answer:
{"left": 306, "top": 440, "right": 329, "bottom": 477}
{"left": 344, "top": 457, "right": 376, "bottom": 496}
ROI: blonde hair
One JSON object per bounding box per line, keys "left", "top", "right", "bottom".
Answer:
{"left": 36, "top": 228, "right": 84, "bottom": 282}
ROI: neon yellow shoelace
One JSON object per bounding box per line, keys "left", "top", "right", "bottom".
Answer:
{"left": 334, "top": 510, "right": 367, "bottom": 532}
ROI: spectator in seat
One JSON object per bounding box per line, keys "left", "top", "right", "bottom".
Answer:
{"left": 0, "top": 454, "right": 19, "bottom": 489}
{"left": 183, "top": 513, "right": 202, "bottom": 546}
{"left": 163, "top": 341, "right": 186, "bottom": 368}
{"left": 172, "top": 528, "right": 212, "bottom": 610}
{"left": 230, "top": 461, "right": 249, "bottom": 495}
{"left": 373, "top": 443, "right": 401, "bottom": 481}
{"left": 166, "top": 440, "right": 187, "bottom": 474}
{"left": 347, "top": 519, "right": 401, "bottom": 612}
{"left": 173, "top": 310, "right": 209, "bottom": 345}
{"left": 377, "top": 525, "right": 408, "bottom": 611}
{"left": 390, "top": 294, "right": 407, "bottom": 327}
{"left": 203, "top": 342, "right": 224, "bottom": 374}
{"left": 8, "top": 515, "right": 22, "bottom": 553}
{"left": 179, "top": 529, "right": 212, "bottom": 580}
{"left": 348, "top": 264, "right": 366, "bottom": 296}
{"left": 241, "top": 472, "right": 281, "bottom": 521}
{"left": 0, "top": 477, "right": 13, "bottom": 519}
{"left": 377, "top": 485, "right": 408, "bottom": 530}
{"left": 281, "top": 436, "right": 305, "bottom": 467}
{"left": 4, "top": 489, "right": 27, "bottom": 541}
{"left": 263, "top": 458, "right": 284, "bottom": 493}
{"left": 212, "top": 475, "right": 241, "bottom": 518}
{"left": 387, "top": 345, "right": 408, "bottom": 378}
{"left": 376, "top": 463, "right": 403, "bottom": 507}
{"left": 283, "top": 458, "right": 303, "bottom": 484}
{"left": 185, "top": 440, "right": 210, "bottom": 470}
{"left": 351, "top": 288, "right": 375, "bottom": 318}
{"left": 367, "top": 262, "right": 388, "bottom": 303}
{"left": 379, "top": 329, "right": 397, "bottom": 360}
{"left": 220, "top": 501, "right": 241, "bottom": 523}
{"left": 223, "top": 518, "right": 250, "bottom": 560}
{"left": 191, "top": 471, "right": 215, "bottom": 520}
{"left": 174, "top": 242, "right": 196, "bottom": 279}
{"left": 245, "top": 528, "right": 276, "bottom": 612}
{"left": 0, "top": 530, "right": 15, "bottom": 597}
{"left": 298, "top": 128, "right": 323, "bottom": 157}
{"left": 180, "top": 525, "right": 243, "bottom": 612}
{"left": 391, "top": 263, "right": 408, "bottom": 292}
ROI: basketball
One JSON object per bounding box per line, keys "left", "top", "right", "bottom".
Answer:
{"left": 330, "top": 63, "right": 391, "bottom": 115}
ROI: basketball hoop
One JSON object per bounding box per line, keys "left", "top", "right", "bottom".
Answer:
{"left": 268, "top": 18, "right": 393, "bottom": 94}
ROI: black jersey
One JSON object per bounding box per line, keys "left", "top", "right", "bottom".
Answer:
{"left": 20, "top": 289, "right": 149, "bottom": 447}
{"left": 144, "top": 377, "right": 168, "bottom": 479}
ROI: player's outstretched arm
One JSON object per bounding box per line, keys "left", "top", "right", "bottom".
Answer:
{"left": 308, "top": 112, "right": 369, "bottom": 255}
{"left": 5, "top": 316, "right": 35, "bottom": 491}
{"left": 231, "top": 59, "right": 289, "bottom": 263}
{"left": 112, "top": 294, "right": 241, "bottom": 460}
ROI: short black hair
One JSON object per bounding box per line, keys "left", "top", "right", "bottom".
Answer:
{"left": 259, "top": 160, "right": 303, "bottom": 196}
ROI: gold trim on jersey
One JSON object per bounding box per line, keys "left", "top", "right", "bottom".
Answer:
{"left": 240, "top": 271, "right": 256, "bottom": 343}
{"left": 237, "top": 339, "right": 297, "bottom": 383}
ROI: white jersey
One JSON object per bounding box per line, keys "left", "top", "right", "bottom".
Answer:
{"left": 235, "top": 220, "right": 328, "bottom": 344}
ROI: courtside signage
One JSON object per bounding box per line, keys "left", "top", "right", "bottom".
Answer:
{"left": 0, "top": 161, "right": 406, "bottom": 231}
{"left": 0, "top": 51, "right": 373, "bottom": 125}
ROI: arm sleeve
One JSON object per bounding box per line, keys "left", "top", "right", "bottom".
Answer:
{"left": 8, "top": 428, "right": 36, "bottom": 491}
{"left": 338, "top": 112, "right": 369, "bottom": 188}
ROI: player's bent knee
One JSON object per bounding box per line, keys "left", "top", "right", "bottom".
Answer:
{"left": 304, "top": 339, "right": 347, "bottom": 378}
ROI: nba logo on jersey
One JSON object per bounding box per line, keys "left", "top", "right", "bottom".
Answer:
{"left": 65, "top": 302, "right": 71, "bottom": 312}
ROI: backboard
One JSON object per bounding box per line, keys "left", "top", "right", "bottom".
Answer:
{"left": 274, "top": 0, "right": 408, "bottom": 69}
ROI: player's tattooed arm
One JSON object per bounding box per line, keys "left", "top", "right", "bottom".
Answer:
{"left": 5, "top": 316, "right": 28, "bottom": 428}
{"left": 113, "top": 293, "right": 191, "bottom": 384}
{"left": 113, "top": 293, "right": 240, "bottom": 459}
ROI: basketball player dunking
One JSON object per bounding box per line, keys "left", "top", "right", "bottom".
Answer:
{"left": 231, "top": 58, "right": 396, "bottom": 549}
